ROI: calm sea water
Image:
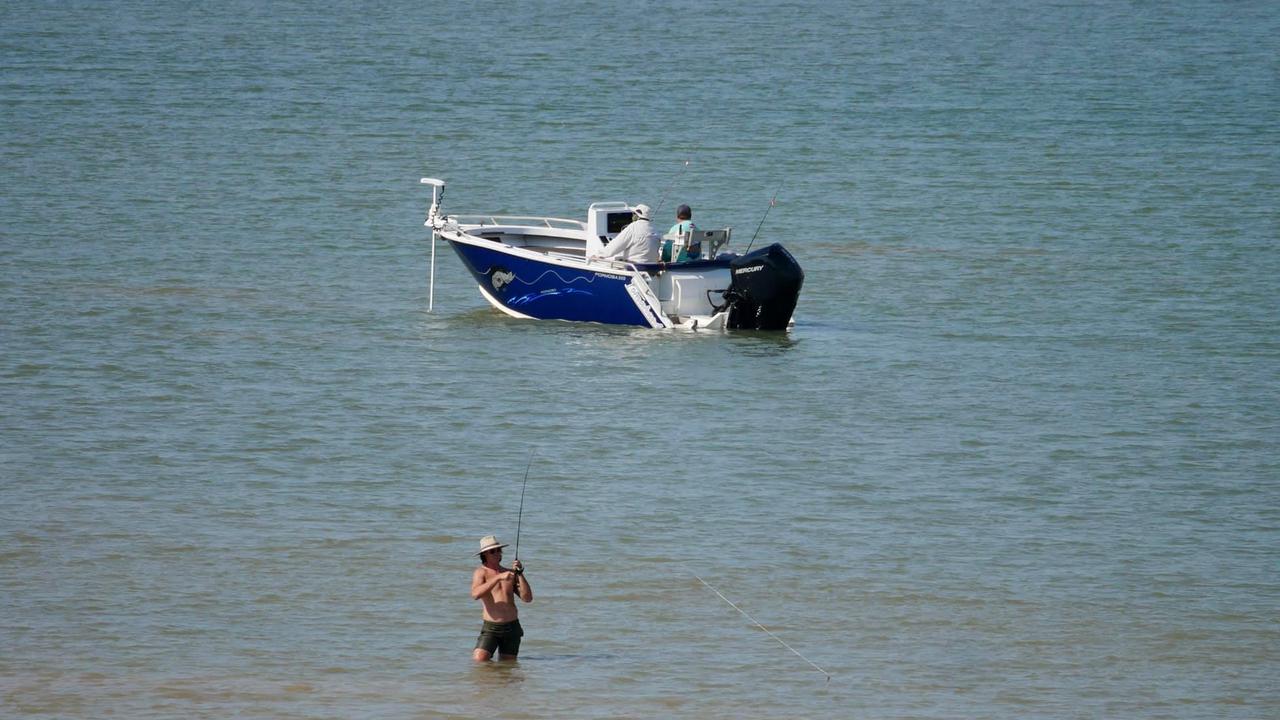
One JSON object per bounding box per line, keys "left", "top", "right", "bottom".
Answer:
{"left": 3, "top": 1, "right": 1278, "bottom": 718}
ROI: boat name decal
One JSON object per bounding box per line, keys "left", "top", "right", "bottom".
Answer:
{"left": 593, "top": 271, "right": 628, "bottom": 281}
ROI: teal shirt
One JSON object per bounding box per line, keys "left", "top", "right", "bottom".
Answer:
{"left": 668, "top": 220, "right": 696, "bottom": 236}
{"left": 666, "top": 220, "right": 700, "bottom": 261}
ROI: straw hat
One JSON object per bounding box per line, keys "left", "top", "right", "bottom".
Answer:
{"left": 476, "top": 535, "right": 509, "bottom": 556}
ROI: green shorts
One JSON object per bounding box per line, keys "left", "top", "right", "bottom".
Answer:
{"left": 475, "top": 619, "right": 523, "bottom": 657}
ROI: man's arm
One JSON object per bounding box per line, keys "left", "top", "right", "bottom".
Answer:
{"left": 595, "top": 225, "right": 634, "bottom": 260}
{"left": 471, "top": 567, "right": 514, "bottom": 600}
{"left": 512, "top": 561, "right": 533, "bottom": 603}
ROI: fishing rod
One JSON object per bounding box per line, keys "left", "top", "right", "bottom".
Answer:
{"left": 695, "top": 574, "right": 831, "bottom": 682}
{"left": 744, "top": 181, "right": 783, "bottom": 254}
{"left": 653, "top": 146, "right": 698, "bottom": 217}
{"left": 514, "top": 449, "right": 535, "bottom": 562}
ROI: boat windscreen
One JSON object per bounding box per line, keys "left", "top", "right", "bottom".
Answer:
{"left": 606, "top": 212, "right": 633, "bottom": 235}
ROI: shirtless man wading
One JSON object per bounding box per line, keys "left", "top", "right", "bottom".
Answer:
{"left": 470, "top": 534, "right": 533, "bottom": 661}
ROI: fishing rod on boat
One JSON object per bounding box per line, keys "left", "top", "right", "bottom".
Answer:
{"left": 695, "top": 574, "right": 831, "bottom": 682}
{"left": 513, "top": 449, "right": 535, "bottom": 564}
{"left": 744, "top": 181, "right": 783, "bottom": 254}
{"left": 653, "top": 146, "right": 698, "bottom": 218}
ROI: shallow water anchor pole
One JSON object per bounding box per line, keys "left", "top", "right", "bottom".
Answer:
{"left": 695, "top": 574, "right": 831, "bottom": 682}
{"left": 421, "top": 178, "right": 446, "bottom": 312}
{"left": 428, "top": 228, "right": 436, "bottom": 312}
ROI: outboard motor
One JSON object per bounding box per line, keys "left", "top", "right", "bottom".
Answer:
{"left": 724, "top": 243, "right": 804, "bottom": 330}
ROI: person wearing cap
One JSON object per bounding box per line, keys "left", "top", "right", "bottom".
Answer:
{"left": 470, "top": 534, "right": 533, "bottom": 661}
{"left": 665, "top": 204, "right": 701, "bottom": 262}
{"left": 593, "top": 203, "right": 661, "bottom": 263}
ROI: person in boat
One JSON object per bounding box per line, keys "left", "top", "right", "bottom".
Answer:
{"left": 665, "top": 204, "right": 701, "bottom": 262}
{"left": 594, "top": 203, "right": 661, "bottom": 264}
{"left": 470, "top": 534, "right": 532, "bottom": 661}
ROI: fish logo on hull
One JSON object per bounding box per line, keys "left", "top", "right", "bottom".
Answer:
{"left": 491, "top": 269, "right": 516, "bottom": 293}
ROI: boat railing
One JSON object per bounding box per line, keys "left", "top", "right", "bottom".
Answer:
{"left": 595, "top": 259, "right": 639, "bottom": 273}
{"left": 543, "top": 250, "right": 588, "bottom": 262}
{"left": 451, "top": 214, "right": 585, "bottom": 231}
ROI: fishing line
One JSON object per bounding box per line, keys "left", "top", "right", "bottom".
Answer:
{"left": 745, "top": 181, "right": 784, "bottom": 254}
{"left": 653, "top": 146, "right": 698, "bottom": 217}
{"left": 514, "top": 449, "right": 535, "bottom": 561}
{"left": 695, "top": 574, "right": 831, "bottom": 682}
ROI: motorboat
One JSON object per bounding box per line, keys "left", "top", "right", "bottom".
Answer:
{"left": 420, "top": 178, "right": 803, "bottom": 330}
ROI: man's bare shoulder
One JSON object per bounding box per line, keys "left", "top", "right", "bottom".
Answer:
{"left": 474, "top": 565, "right": 509, "bottom": 580}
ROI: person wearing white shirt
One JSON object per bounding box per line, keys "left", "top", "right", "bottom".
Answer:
{"left": 594, "top": 204, "right": 661, "bottom": 263}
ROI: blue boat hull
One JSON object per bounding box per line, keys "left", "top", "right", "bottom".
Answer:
{"left": 448, "top": 240, "right": 660, "bottom": 327}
